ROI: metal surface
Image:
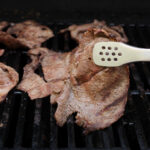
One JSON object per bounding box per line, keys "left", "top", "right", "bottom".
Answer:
{"left": 0, "top": 23, "right": 150, "bottom": 150}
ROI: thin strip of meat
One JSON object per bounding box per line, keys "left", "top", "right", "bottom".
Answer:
{"left": 0, "top": 20, "right": 54, "bottom": 49}
{"left": 0, "top": 63, "right": 19, "bottom": 102}
{"left": 18, "top": 48, "right": 51, "bottom": 99}
{"left": 60, "top": 20, "right": 128, "bottom": 43}
{"left": 18, "top": 47, "right": 69, "bottom": 100}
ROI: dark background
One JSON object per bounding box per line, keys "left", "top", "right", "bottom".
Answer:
{"left": 0, "top": 0, "right": 149, "bottom": 13}
{"left": 0, "top": 0, "right": 149, "bottom": 24}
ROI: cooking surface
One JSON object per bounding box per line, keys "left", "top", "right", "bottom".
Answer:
{"left": 0, "top": 23, "right": 150, "bottom": 150}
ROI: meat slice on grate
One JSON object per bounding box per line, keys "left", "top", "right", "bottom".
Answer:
{"left": 18, "top": 25, "right": 129, "bottom": 133}
{"left": 60, "top": 20, "right": 128, "bottom": 43}
{"left": 53, "top": 67, "right": 129, "bottom": 134}
{"left": 0, "top": 63, "right": 19, "bottom": 102}
{"left": 18, "top": 48, "right": 51, "bottom": 99}
{"left": 18, "top": 47, "right": 70, "bottom": 99}
{"left": 52, "top": 28, "right": 129, "bottom": 133}
{"left": 0, "top": 20, "right": 54, "bottom": 49}
{"left": 0, "top": 21, "right": 9, "bottom": 31}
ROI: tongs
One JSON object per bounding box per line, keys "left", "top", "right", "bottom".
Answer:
{"left": 93, "top": 42, "right": 150, "bottom": 67}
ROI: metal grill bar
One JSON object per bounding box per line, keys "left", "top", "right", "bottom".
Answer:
{"left": 32, "top": 99, "right": 42, "bottom": 148}
{"left": 14, "top": 92, "right": 28, "bottom": 147}
{"left": 67, "top": 116, "right": 75, "bottom": 148}
{"left": 124, "top": 25, "right": 149, "bottom": 149}
{"left": 117, "top": 120, "right": 130, "bottom": 149}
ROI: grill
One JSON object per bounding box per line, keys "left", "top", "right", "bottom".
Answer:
{"left": 0, "top": 19, "right": 150, "bottom": 150}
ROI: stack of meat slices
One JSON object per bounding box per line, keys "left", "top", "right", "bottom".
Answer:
{"left": 0, "top": 20, "right": 54, "bottom": 102}
{"left": 18, "top": 21, "right": 129, "bottom": 133}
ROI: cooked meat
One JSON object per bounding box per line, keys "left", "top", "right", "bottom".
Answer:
{"left": 0, "top": 49, "right": 4, "bottom": 56}
{"left": 40, "top": 51, "right": 70, "bottom": 82}
{"left": 18, "top": 25, "right": 129, "bottom": 133}
{"left": 102, "top": 26, "right": 128, "bottom": 43}
{"left": 0, "top": 20, "right": 54, "bottom": 49}
{"left": 60, "top": 20, "right": 106, "bottom": 42}
{"left": 18, "top": 47, "right": 69, "bottom": 100}
{"left": 18, "top": 72, "right": 51, "bottom": 99}
{"left": 53, "top": 28, "right": 129, "bottom": 133}
{"left": 53, "top": 66, "right": 129, "bottom": 134}
{"left": 0, "top": 21, "right": 9, "bottom": 31}
{"left": 0, "top": 63, "right": 19, "bottom": 102}
{"left": 0, "top": 32, "right": 26, "bottom": 49}
{"left": 60, "top": 20, "right": 128, "bottom": 43}
{"left": 18, "top": 48, "right": 51, "bottom": 99}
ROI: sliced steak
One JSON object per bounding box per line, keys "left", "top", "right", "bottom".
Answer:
{"left": 60, "top": 20, "right": 106, "bottom": 42}
{"left": 54, "top": 67, "right": 129, "bottom": 134}
{"left": 0, "top": 63, "right": 19, "bottom": 102}
{"left": 60, "top": 20, "right": 128, "bottom": 43}
{"left": 18, "top": 47, "right": 69, "bottom": 100}
{"left": 18, "top": 48, "right": 51, "bottom": 99}
{"left": 53, "top": 28, "right": 129, "bottom": 133}
{"left": 0, "top": 20, "right": 54, "bottom": 49}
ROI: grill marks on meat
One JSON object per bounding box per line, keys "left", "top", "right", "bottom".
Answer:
{"left": 54, "top": 67, "right": 129, "bottom": 134}
{"left": 0, "top": 20, "right": 54, "bottom": 49}
{"left": 60, "top": 20, "right": 128, "bottom": 43}
{"left": 0, "top": 63, "right": 19, "bottom": 102}
{"left": 53, "top": 28, "right": 129, "bottom": 133}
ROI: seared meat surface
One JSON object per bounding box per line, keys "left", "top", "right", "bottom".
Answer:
{"left": 0, "top": 63, "right": 19, "bottom": 102}
{"left": 0, "top": 20, "right": 54, "bottom": 49}
{"left": 60, "top": 20, "right": 128, "bottom": 43}
{"left": 18, "top": 23, "right": 129, "bottom": 133}
{"left": 18, "top": 47, "right": 70, "bottom": 99}
{"left": 18, "top": 48, "right": 51, "bottom": 99}
{"left": 53, "top": 28, "right": 129, "bottom": 133}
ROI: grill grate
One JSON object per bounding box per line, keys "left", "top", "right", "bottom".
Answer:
{"left": 0, "top": 23, "right": 150, "bottom": 150}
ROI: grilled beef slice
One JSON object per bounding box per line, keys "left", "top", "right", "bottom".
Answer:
{"left": 53, "top": 28, "right": 129, "bottom": 133}
{"left": 0, "top": 63, "right": 19, "bottom": 102}
{"left": 0, "top": 20, "right": 54, "bottom": 49}
{"left": 18, "top": 47, "right": 70, "bottom": 99}
{"left": 60, "top": 20, "right": 128, "bottom": 43}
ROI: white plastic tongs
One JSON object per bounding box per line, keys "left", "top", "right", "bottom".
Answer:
{"left": 93, "top": 42, "right": 150, "bottom": 67}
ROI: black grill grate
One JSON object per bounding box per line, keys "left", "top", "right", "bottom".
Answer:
{"left": 0, "top": 23, "right": 150, "bottom": 150}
